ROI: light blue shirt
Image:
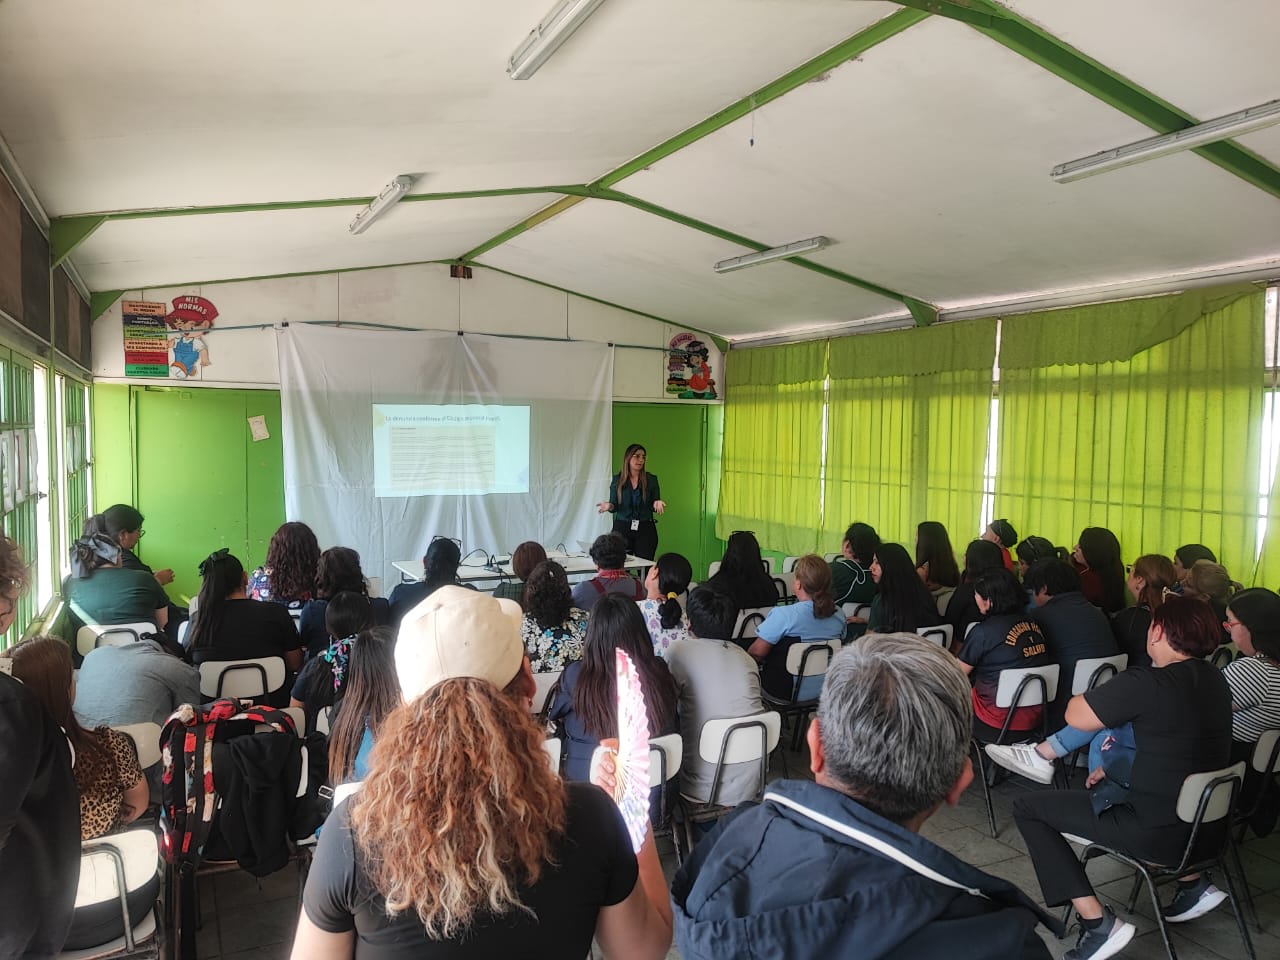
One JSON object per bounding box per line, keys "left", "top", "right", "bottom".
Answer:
{"left": 757, "top": 600, "right": 845, "bottom": 700}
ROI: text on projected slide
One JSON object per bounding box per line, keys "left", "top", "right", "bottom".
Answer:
{"left": 372, "top": 405, "right": 530, "bottom": 497}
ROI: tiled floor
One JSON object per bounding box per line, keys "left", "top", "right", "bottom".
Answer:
{"left": 197, "top": 747, "right": 1280, "bottom": 960}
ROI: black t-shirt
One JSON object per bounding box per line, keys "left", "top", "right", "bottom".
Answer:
{"left": 1030, "top": 592, "right": 1118, "bottom": 722}
{"left": 959, "top": 614, "right": 1050, "bottom": 709}
{"left": 304, "top": 783, "right": 638, "bottom": 959}
{"left": 1085, "top": 659, "right": 1232, "bottom": 829}
{"left": 944, "top": 584, "right": 983, "bottom": 631}
{"left": 706, "top": 569, "right": 778, "bottom": 613}
{"left": 191, "top": 599, "right": 301, "bottom": 664}
{"left": 1111, "top": 606, "right": 1153, "bottom": 668}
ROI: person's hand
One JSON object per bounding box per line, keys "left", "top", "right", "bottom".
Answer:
{"left": 155, "top": 568, "right": 175, "bottom": 586}
{"left": 653, "top": 500, "right": 666, "bottom": 515}
{"left": 596, "top": 501, "right": 611, "bottom": 514}
{"left": 590, "top": 737, "right": 619, "bottom": 796}
{"left": 1085, "top": 766, "right": 1106, "bottom": 789}
{"left": 845, "top": 615, "right": 867, "bottom": 625}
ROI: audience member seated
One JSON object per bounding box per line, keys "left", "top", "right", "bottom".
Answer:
{"left": 1014, "top": 535, "right": 1067, "bottom": 579}
{"left": 671, "top": 634, "right": 1056, "bottom": 959}
{"left": 664, "top": 588, "right": 764, "bottom": 809}
{"left": 64, "top": 520, "right": 170, "bottom": 637}
{"left": 1220, "top": 589, "right": 1280, "bottom": 818}
{"left": 1007, "top": 598, "right": 1231, "bottom": 952}
{"left": 639, "top": 552, "right": 692, "bottom": 657}
{"left": 944, "top": 539, "right": 1005, "bottom": 631}
{"left": 915, "top": 520, "right": 960, "bottom": 594}
{"left": 74, "top": 631, "right": 200, "bottom": 728}
{"left": 830, "top": 521, "right": 880, "bottom": 608}
{"left": 187, "top": 550, "right": 303, "bottom": 697}
{"left": 1072, "top": 526, "right": 1126, "bottom": 614}
{"left": 248, "top": 520, "right": 320, "bottom": 609}
{"left": 867, "top": 543, "right": 943, "bottom": 634}
{"left": 548, "top": 594, "right": 678, "bottom": 782}
{"left": 1173, "top": 543, "right": 1217, "bottom": 588}
{"left": 299, "top": 547, "right": 389, "bottom": 658}
{"left": 493, "top": 540, "right": 547, "bottom": 605}
{"left": 957, "top": 569, "right": 1051, "bottom": 743}
{"left": 522, "top": 560, "right": 589, "bottom": 672}
{"left": 102, "top": 503, "right": 174, "bottom": 586}
{"left": 1181, "top": 559, "right": 1235, "bottom": 635}
{"left": 748, "top": 555, "right": 844, "bottom": 701}
{"left": 294, "top": 586, "right": 673, "bottom": 960}
{"left": 387, "top": 535, "right": 473, "bottom": 626}
{"left": 324, "top": 626, "right": 400, "bottom": 785}
{"left": 571, "top": 533, "right": 645, "bottom": 612}
{"left": 10, "top": 637, "right": 149, "bottom": 841}
{"left": 704, "top": 530, "right": 778, "bottom": 612}
{"left": 1026, "top": 559, "right": 1119, "bottom": 728}
{"left": 1111, "top": 554, "right": 1175, "bottom": 667}
{"left": 983, "top": 518, "right": 1018, "bottom": 572}
{"left": 0, "top": 537, "right": 80, "bottom": 959}
{"left": 290, "top": 592, "right": 378, "bottom": 727}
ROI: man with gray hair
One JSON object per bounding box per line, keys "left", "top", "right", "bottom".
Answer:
{"left": 671, "top": 633, "right": 1059, "bottom": 959}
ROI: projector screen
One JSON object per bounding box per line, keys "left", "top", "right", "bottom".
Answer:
{"left": 372, "top": 404, "right": 530, "bottom": 497}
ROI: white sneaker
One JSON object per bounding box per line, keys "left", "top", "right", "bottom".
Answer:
{"left": 985, "top": 743, "right": 1055, "bottom": 784}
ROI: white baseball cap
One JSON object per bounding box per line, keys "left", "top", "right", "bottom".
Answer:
{"left": 395, "top": 585, "right": 525, "bottom": 701}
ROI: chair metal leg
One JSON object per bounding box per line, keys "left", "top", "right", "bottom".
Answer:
{"left": 1125, "top": 871, "right": 1143, "bottom": 914}
{"left": 972, "top": 741, "right": 998, "bottom": 837}
{"left": 1216, "top": 850, "right": 1258, "bottom": 959}
{"left": 1225, "top": 833, "right": 1262, "bottom": 939}
{"left": 1145, "top": 870, "right": 1180, "bottom": 960}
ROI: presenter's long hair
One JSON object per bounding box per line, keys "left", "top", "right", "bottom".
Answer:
{"left": 614, "top": 443, "right": 648, "bottom": 502}
{"left": 351, "top": 671, "right": 566, "bottom": 938}
{"left": 265, "top": 521, "right": 320, "bottom": 602}
{"left": 189, "top": 550, "right": 245, "bottom": 653}
{"left": 571, "top": 594, "right": 677, "bottom": 741}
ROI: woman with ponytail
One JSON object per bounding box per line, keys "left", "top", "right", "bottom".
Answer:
{"left": 326, "top": 626, "right": 400, "bottom": 785}
{"left": 638, "top": 552, "right": 692, "bottom": 657}
{"left": 64, "top": 513, "right": 170, "bottom": 637}
{"left": 295, "top": 587, "right": 673, "bottom": 959}
{"left": 188, "top": 550, "right": 302, "bottom": 693}
{"left": 1111, "top": 554, "right": 1176, "bottom": 667}
{"left": 748, "top": 554, "right": 845, "bottom": 701}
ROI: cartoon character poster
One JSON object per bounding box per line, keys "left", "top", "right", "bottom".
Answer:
{"left": 163, "top": 295, "right": 217, "bottom": 379}
{"left": 666, "top": 331, "right": 717, "bottom": 400}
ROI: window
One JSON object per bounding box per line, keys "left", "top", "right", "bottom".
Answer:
{"left": 0, "top": 351, "right": 40, "bottom": 644}
{"left": 57, "top": 374, "right": 91, "bottom": 574}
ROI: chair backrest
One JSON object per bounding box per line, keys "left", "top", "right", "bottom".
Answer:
{"left": 761, "top": 557, "right": 774, "bottom": 574}
{"left": 315, "top": 705, "right": 332, "bottom": 736}
{"left": 1251, "top": 729, "right": 1280, "bottom": 775}
{"left": 917, "top": 624, "right": 953, "bottom": 648}
{"left": 1176, "top": 761, "right": 1246, "bottom": 824}
{"left": 733, "top": 607, "right": 770, "bottom": 640}
{"left": 707, "top": 560, "right": 722, "bottom": 579}
{"left": 822, "top": 553, "right": 838, "bottom": 562}
{"left": 784, "top": 638, "right": 839, "bottom": 678}
{"left": 1070, "top": 654, "right": 1129, "bottom": 695}
{"left": 198, "top": 656, "right": 287, "bottom": 699}
{"left": 74, "top": 827, "right": 162, "bottom": 912}
{"left": 772, "top": 577, "right": 790, "bottom": 602}
{"left": 698, "top": 711, "right": 782, "bottom": 805}
{"left": 964, "top": 622, "right": 978, "bottom": 639}
{"left": 333, "top": 781, "right": 363, "bottom": 807}
{"left": 542, "top": 737, "right": 562, "bottom": 773}
{"left": 994, "top": 663, "right": 1060, "bottom": 709}
{"left": 113, "top": 722, "right": 162, "bottom": 770}
{"left": 1210, "top": 643, "right": 1238, "bottom": 670}
{"left": 260, "top": 706, "right": 306, "bottom": 738}
{"left": 648, "top": 733, "right": 684, "bottom": 790}
{"left": 842, "top": 602, "right": 871, "bottom": 622}
{"left": 75, "top": 621, "right": 157, "bottom": 657}
{"left": 781, "top": 556, "right": 800, "bottom": 574}
{"left": 177, "top": 619, "right": 191, "bottom": 650}
{"left": 531, "top": 669, "right": 561, "bottom": 714}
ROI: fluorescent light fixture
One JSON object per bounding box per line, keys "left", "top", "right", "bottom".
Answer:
{"left": 714, "top": 237, "right": 830, "bottom": 274}
{"left": 1052, "top": 98, "right": 1280, "bottom": 183}
{"left": 507, "top": 0, "right": 609, "bottom": 80}
{"left": 349, "top": 175, "right": 416, "bottom": 235}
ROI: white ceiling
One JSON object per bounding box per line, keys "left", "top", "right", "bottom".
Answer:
{"left": 1, "top": 0, "right": 1277, "bottom": 341}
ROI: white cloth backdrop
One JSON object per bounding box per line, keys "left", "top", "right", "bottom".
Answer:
{"left": 277, "top": 326, "right": 613, "bottom": 590}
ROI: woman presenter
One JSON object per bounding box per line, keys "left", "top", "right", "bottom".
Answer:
{"left": 596, "top": 444, "right": 665, "bottom": 560}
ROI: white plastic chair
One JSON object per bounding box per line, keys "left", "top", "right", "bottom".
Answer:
{"left": 842, "top": 602, "right": 871, "bottom": 622}
{"left": 113, "top": 723, "right": 162, "bottom": 771}
{"left": 780, "top": 556, "right": 800, "bottom": 574}
{"left": 59, "top": 828, "right": 163, "bottom": 959}
{"left": 542, "top": 737, "right": 562, "bottom": 773}
{"left": 76, "top": 622, "right": 157, "bottom": 658}
{"left": 933, "top": 587, "right": 956, "bottom": 616}
{"left": 706, "top": 560, "right": 722, "bottom": 579}
{"left": 176, "top": 620, "right": 191, "bottom": 650}
{"left": 917, "top": 624, "right": 953, "bottom": 648}
{"left": 648, "top": 733, "right": 684, "bottom": 791}
{"left": 1069, "top": 654, "right": 1128, "bottom": 695}
{"left": 532, "top": 669, "right": 562, "bottom": 714}
{"left": 198, "top": 656, "right": 286, "bottom": 700}
{"left": 733, "top": 607, "right": 771, "bottom": 640}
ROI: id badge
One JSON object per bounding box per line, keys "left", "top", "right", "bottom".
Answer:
{"left": 631, "top": 520, "right": 640, "bottom": 531}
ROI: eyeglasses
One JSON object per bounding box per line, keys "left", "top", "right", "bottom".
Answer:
{"left": 431, "top": 536, "right": 463, "bottom": 550}
{"left": 1224, "top": 618, "right": 1242, "bottom": 629}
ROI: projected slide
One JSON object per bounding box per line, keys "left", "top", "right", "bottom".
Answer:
{"left": 372, "top": 404, "right": 530, "bottom": 497}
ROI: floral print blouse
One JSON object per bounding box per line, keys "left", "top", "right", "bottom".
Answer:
{"left": 522, "top": 608, "right": 589, "bottom": 673}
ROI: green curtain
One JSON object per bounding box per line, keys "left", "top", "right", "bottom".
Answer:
{"left": 996, "top": 288, "right": 1264, "bottom": 581}
{"left": 823, "top": 320, "right": 997, "bottom": 548}
{"left": 717, "top": 341, "right": 827, "bottom": 555}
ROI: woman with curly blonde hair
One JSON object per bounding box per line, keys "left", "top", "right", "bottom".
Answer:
{"left": 294, "top": 586, "right": 672, "bottom": 959}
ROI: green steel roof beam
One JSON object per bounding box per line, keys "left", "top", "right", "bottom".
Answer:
{"left": 900, "top": 0, "right": 1280, "bottom": 199}
{"left": 50, "top": 215, "right": 107, "bottom": 267}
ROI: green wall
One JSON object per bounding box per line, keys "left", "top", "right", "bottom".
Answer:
{"left": 92, "top": 385, "right": 285, "bottom": 603}
{"left": 612, "top": 402, "right": 723, "bottom": 580}
{"left": 93, "top": 387, "right": 723, "bottom": 595}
